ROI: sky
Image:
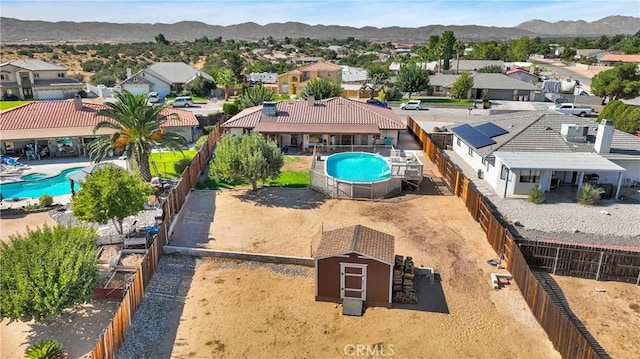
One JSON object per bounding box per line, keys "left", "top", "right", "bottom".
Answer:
{"left": 1, "top": 0, "right": 638, "bottom": 28}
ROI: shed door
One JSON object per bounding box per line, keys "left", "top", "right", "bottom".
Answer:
{"left": 340, "top": 263, "right": 367, "bottom": 301}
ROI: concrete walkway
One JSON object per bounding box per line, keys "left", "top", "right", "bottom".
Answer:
{"left": 167, "top": 190, "right": 216, "bottom": 248}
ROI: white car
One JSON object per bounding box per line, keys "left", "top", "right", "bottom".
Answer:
{"left": 167, "top": 96, "right": 194, "bottom": 108}
{"left": 147, "top": 92, "right": 160, "bottom": 104}
{"left": 400, "top": 100, "right": 422, "bottom": 110}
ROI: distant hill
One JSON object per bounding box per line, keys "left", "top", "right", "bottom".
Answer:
{"left": 515, "top": 16, "right": 640, "bottom": 36}
{"left": 1, "top": 16, "right": 638, "bottom": 44}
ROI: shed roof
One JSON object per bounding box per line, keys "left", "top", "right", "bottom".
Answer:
{"left": 315, "top": 225, "right": 395, "bottom": 264}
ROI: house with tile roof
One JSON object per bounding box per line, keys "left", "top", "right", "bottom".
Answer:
{"left": 448, "top": 112, "right": 639, "bottom": 199}
{"left": 429, "top": 73, "right": 541, "bottom": 100}
{"left": 0, "top": 96, "right": 199, "bottom": 158}
{"left": 277, "top": 60, "right": 343, "bottom": 96}
{"left": 120, "top": 62, "right": 214, "bottom": 98}
{"left": 504, "top": 66, "right": 539, "bottom": 84}
{"left": 599, "top": 54, "right": 640, "bottom": 66}
{"left": 0, "top": 59, "right": 85, "bottom": 100}
{"left": 221, "top": 96, "right": 405, "bottom": 151}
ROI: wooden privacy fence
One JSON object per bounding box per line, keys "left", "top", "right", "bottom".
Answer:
{"left": 87, "top": 124, "right": 221, "bottom": 359}
{"left": 406, "top": 116, "right": 611, "bottom": 359}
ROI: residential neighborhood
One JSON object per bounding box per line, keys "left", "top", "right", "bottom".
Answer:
{"left": 1, "top": 7, "right": 640, "bottom": 359}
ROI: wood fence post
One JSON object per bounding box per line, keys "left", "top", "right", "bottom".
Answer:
{"left": 595, "top": 251, "right": 604, "bottom": 281}
{"left": 553, "top": 247, "right": 560, "bottom": 274}
{"left": 454, "top": 171, "right": 460, "bottom": 196}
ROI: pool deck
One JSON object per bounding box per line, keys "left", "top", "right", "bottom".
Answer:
{"left": 1, "top": 157, "right": 128, "bottom": 208}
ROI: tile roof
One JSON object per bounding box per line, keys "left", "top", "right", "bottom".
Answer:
{"left": 0, "top": 100, "right": 198, "bottom": 133}
{"left": 315, "top": 225, "right": 395, "bottom": 264}
{"left": 222, "top": 97, "right": 405, "bottom": 133}
{"left": 1, "top": 59, "right": 67, "bottom": 71}
{"left": 299, "top": 61, "right": 343, "bottom": 72}
{"left": 450, "top": 111, "right": 640, "bottom": 161}
{"left": 600, "top": 54, "right": 640, "bottom": 63}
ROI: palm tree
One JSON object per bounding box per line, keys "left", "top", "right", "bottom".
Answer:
{"left": 89, "top": 91, "right": 187, "bottom": 182}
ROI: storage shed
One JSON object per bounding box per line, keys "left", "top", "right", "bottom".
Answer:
{"left": 315, "top": 225, "right": 395, "bottom": 308}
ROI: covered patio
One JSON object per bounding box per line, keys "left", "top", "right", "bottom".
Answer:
{"left": 494, "top": 151, "right": 626, "bottom": 200}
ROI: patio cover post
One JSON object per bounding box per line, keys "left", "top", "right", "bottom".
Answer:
{"left": 615, "top": 172, "right": 623, "bottom": 200}
{"left": 576, "top": 172, "right": 585, "bottom": 192}
{"left": 503, "top": 169, "right": 510, "bottom": 198}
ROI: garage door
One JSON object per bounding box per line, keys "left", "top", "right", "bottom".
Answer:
{"left": 37, "top": 90, "right": 64, "bottom": 100}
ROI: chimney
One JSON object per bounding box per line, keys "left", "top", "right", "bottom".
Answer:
{"left": 126, "top": 68, "right": 132, "bottom": 78}
{"left": 594, "top": 119, "right": 614, "bottom": 153}
{"left": 307, "top": 94, "right": 315, "bottom": 107}
{"left": 262, "top": 101, "right": 277, "bottom": 117}
{"left": 73, "top": 94, "right": 83, "bottom": 110}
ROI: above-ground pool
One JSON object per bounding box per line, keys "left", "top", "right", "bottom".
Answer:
{"left": 325, "top": 152, "right": 392, "bottom": 183}
{"left": 0, "top": 167, "right": 83, "bottom": 200}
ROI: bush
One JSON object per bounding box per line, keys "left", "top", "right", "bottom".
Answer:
{"left": 222, "top": 102, "right": 239, "bottom": 116}
{"left": 202, "top": 125, "right": 216, "bottom": 135}
{"left": 194, "top": 135, "right": 208, "bottom": 150}
{"left": 39, "top": 194, "right": 54, "bottom": 207}
{"left": 174, "top": 158, "right": 192, "bottom": 176}
{"left": 25, "top": 339, "right": 67, "bottom": 359}
{"left": 2, "top": 93, "right": 19, "bottom": 101}
{"left": 527, "top": 185, "right": 545, "bottom": 204}
{"left": 576, "top": 183, "right": 605, "bottom": 205}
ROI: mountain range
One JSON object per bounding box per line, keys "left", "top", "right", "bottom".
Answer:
{"left": 1, "top": 16, "right": 638, "bottom": 44}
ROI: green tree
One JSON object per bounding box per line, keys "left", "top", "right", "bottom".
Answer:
{"left": 209, "top": 68, "right": 234, "bottom": 101}
{"left": 154, "top": 33, "right": 169, "bottom": 45}
{"left": 183, "top": 76, "right": 215, "bottom": 97}
{"left": 224, "top": 51, "right": 246, "bottom": 83}
{"left": 361, "top": 64, "right": 390, "bottom": 99}
{"left": 598, "top": 100, "right": 640, "bottom": 133}
{"left": 511, "top": 36, "right": 531, "bottom": 62}
{"left": 591, "top": 63, "right": 640, "bottom": 101}
{"left": 209, "top": 133, "right": 284, "bottom": 191}
{"left": 1, "top": 225, "right": 98, "bottom": 322}
{"left": 238, "top": 84, "right": 274, "bottom": 110}
{"left": 440, "top": 30, "right": 457, "bottom": 71}
{"left": 477, "top": 64, "right": 504, "bottom": 73}
{"left": 426, "top": 35, "right": 442, "bottom": 70}
{"left": 450, "top": 72, "right": 474, "bottom": 99}
{"left": 453, "top": 40, "right": 464, "bottom": 74}
{"left": 302, "top": 77, "right": 343, "bottom": 100}
{"left": 88, "top": 91, "right": 187, "bottom": 182}
{"left": 395, "top": 62, "right": 430, "bottom": 99}
{"left": 71, "top": 166, "right": 152, "bottom": 234}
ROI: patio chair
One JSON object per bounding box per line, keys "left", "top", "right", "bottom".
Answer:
{"left": 26, "top": 149, "right": 37, "bottom": 160}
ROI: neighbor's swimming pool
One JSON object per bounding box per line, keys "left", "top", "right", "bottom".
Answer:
{"left": 325, "top": 152, "right": 392, "bottom": 183}
{"left": 0, "top": 167, "right": 83, "bottom": 199}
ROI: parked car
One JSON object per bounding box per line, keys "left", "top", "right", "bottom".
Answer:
{"left": 147, "top": 92, "right": 160, "bottom": 104}
{"left": 400, "top": 100, "right": 422, "bottom": 110}
{"left": 555, "top": 97, "right": 570, "bottom": 104}
{"left": 548, "top": 103, "right": 593, "bottom": 117}
{"left": 167, "top": 96, "right": 194, "bottom": 108}
{"left": 366, "top": 99, "right": 389, "bottom": 108}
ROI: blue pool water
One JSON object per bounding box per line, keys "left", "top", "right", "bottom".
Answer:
{"left": 325, "top": 152, "right": 391, "bottom": 183}
{"left": 0, "top": 167, "right": 83, "bottom": 199}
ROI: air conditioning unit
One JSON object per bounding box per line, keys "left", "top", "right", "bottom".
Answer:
{"left": 560, "top": 124, "right": 588, "bottom": 143}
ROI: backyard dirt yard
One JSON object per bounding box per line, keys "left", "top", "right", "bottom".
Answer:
{"left": 552, "top": 275, "right": 640, "bottom": 359}
{"left": 166, "top": 156, "right": 561, "bottom": 358}
{"left": 0, "top": 211, "right": 55, "bottom": 243}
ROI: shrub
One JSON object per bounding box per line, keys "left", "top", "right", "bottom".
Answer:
{"left": 194, "top": 135, "right": 208, "bottom": 150}
{"left": 2, "top": 93, "right": 19, "bottom": 101}
{"left": 202, "top": 125, "right": 216, "bottom": 135}
{"left": 576, "top": 183, "right": 605, "bottom": 205}
{"left": 222, "top": 102, "right": 239, "bottom": 116}
{"left": 77, "top": 90, "right": 88, "bottom": 98}
{"left": 527, "top": 185, "right": 545, "bottom": 204}
{"left": 39, "top": 194, "right": 54, "bottom": 207}
{"left": 174, "top": 158, "right": 192, "bottom": 176}
{"left": 25, "top": 339, "right": 67, "bottom": 359}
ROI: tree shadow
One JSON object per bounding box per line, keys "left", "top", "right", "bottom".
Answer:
{"left": 392, "top": 274, "right": 449, "bottom": 314}
{"left": 234, "top": 187, "right": 326, "bottom": 209}
{"left": 167, "top": 190, "right": 216, "bottom": 248}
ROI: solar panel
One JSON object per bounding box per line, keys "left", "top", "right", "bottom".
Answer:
{"left": 474, "top": 122, "right": 509, "bottom": 138}
{"left": 451, "top": 124, "right": 496, "bottom": 149}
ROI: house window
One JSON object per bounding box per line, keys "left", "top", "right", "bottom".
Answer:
{"left": 519, "top": 170, "right": 541, "bottom": 183}
{"left": 242, "top": 128, "right": 252, "bottom": 134}
{"left": 0, "top": 74, "right": 6, "bottom": 80}
{"left": 481, "top": 158, "right": 486, "bottom": 165}
{"left": 435, "top": 86, "right": 442, "bottom": 92}
{"left": 57, "top": 73, "right": 65, "bottom": 78}
{"left": 34, "top": 73, "right": 39, "bottom": 78}
{"left": 456, "top": 138, "right": 461, "bottom": 146}
{"left": 309, "top": 134, "right": 322, "bottom": 143}
{"left": 500, "top": 165, "right": 508, "bottom": 180}
{"left": 468, "top": 147, "right": 474, "bottom": 157}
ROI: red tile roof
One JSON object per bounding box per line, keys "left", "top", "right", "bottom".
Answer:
{"left": 315, "top": 225, "right": 395, "bottom": 264}
{"left": 600, "top": 54, "right": 640, "bottom": 63}
{"left": 0, "top": 100, "right": 198, "bottom": 132}
{"left": 222, "top": 97, "right": 405, "bottom": 133}
{"left": 299, "top": 61, "right": 343, "bottom": 72}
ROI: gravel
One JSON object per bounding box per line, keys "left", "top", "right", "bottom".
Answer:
{"left": 214, "top": 259, "right": 313, "bottom": 277}
{"left": 49, "top": 206, "right": 163, "bottom": 237}
{"left": 493, "top": 196, "right": 640, "bottom": 247}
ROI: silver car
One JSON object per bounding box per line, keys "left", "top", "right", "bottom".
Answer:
{"left": 400, "top": 100, "right": 422, "bottom": 110}
{"left": 167, "top": 96, "right": 194, "bottom": 108}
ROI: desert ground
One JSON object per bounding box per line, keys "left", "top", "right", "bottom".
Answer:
{"left": 0, "top": 211, "right": 55, "bottom": 243}
{"left": 164, "top": 155, "right": 561, "bottom": 358}
{"left": 551, "top": 275, "right": 640, "bottom": 359}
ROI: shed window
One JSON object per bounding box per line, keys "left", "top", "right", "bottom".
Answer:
{"left": 468, "top": 147, "right": 474, "bottom": 157}
{"left": 456, "top": 138, "right": 461, "bottom": 146}
{"left": 519, "top": 170, "right": 541, "bottom": 183}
